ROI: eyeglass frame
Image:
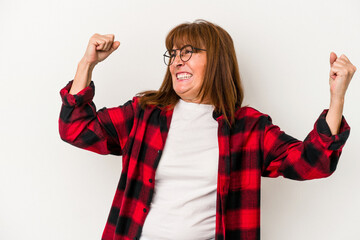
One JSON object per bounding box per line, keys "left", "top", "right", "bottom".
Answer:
{"left": 163, "top": 45, "right": 207, "bottom": 66}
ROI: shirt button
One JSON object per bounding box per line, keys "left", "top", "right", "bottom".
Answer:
{"left": 143, "top": 208, "right": 147, "bottom": 213}
{"left": 149, "top": 179, "right": 153, "bottom": 183}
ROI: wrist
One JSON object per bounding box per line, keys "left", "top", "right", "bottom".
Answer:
{"left": 79, "top": 57, "right": 97, "bottom": 70}
{"left": 330, "top": 95, "right": 345, "bottom": 105}
{"left": 328, "top": 97, "right": 344, "bottom": 116}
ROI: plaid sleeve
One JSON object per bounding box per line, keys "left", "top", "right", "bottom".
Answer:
{"left": 59, "top": 80, "right": 135, "bottom": 156}
{"left": 261, "top": 109, "right": 350, "bottom": 180}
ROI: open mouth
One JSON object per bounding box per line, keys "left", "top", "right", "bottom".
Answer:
{"left": 176, "top": 73, "right": 193, "bottom": 80}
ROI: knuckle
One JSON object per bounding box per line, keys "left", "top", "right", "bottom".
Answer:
{"left": 343, "top": 68, "right": 351, "bottom": 75}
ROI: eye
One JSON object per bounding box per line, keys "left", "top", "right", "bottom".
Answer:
{"left": 164, "top": 50, "right": 175, "bottom": 58}
{"left": 181, "top": 46, "right": 193, "bottom": 55}
{"left": 170, "top": 50, "right": 176, "bottom": 58}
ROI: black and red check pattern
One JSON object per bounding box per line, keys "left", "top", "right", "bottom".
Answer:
{"left": 59, "top": 80, "right": 350, "bottom": 240}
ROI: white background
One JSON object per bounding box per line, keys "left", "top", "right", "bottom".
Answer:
{"left": 1, "top": 0, "right": 359, "bottom": 239}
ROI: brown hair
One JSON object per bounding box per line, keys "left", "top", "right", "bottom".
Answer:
{"left": 137, "top": 19, "right": 244, "bottom": 125}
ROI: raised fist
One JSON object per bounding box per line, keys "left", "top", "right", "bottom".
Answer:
{"left": 82, "top": 33, "right": 120, "bottom": 66}
{"left": 329, "top": 52, "right": 357, "bottom": 99}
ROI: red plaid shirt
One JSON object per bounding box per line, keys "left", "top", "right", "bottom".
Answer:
{"left": 59, "top": 80, "right": 350, "bottom": 240}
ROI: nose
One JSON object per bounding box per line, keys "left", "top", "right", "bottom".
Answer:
{"left": 173, "top": 51, "right": 184, "bottom": 67}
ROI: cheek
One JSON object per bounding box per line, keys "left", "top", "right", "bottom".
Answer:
{"left": 169, "top": 69, "right": 177, "bottom": 83}
{"left": 197, "top": 64, "right": 206, "bottom": 84}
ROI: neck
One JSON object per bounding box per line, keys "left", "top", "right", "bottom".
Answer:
{"left": 180, "top": 95, "right": 212, "bottom": 105}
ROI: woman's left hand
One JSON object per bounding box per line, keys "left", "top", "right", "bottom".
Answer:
{"left": 329, "top": 52, "right": 357, "bottom": 100}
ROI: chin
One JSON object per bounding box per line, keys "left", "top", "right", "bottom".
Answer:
{"left": 174, "top": 86, "right": 188, "bottom": 95}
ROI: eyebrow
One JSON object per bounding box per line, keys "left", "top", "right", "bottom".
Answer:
{"left": 171, "top": 45, "right": 191, "bottom": 50}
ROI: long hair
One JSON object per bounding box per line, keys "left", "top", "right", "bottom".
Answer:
{"left": 137, "top": 19, "right": 244, "bottom": 125}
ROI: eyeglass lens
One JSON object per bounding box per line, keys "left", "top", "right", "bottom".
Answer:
{"left": 164, "top": 45, "right": 194, "bottom": 66}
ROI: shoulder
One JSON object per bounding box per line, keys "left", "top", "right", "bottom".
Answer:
{"left": 232, "top": 105, "right": 272, "bottom": 129}
{"left": 128, "top": 96, "right": 165, "bottom": 116}
{"left": 235, "top": 105, "right": 269, "bottom": 119}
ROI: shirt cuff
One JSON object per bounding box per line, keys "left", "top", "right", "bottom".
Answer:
{"left": 315, "top": 109, "right": 350, "bottom": 150}
{"left": 60, "top": 80, "right": 95, "bottom": 107}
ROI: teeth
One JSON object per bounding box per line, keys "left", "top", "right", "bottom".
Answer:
{"left": 177, "top": 73, "right": 192, "bottom": 80}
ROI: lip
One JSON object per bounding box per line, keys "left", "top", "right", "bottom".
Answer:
{"left": 176, "top": 71, "right": 193, "bottom": 81}
{"left": 177, "top": 78, "right": 191, "bottom": 82}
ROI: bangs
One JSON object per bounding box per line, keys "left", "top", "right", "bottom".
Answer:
{"left": 165, "top": 23, "right": 206, "bottom": 50}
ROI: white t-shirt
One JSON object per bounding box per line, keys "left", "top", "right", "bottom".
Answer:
{"left": 140, "top": 99, "right": 219, "bottom": 240}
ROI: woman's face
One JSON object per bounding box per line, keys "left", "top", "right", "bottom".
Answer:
{"left": 169, "top": 45, "right": 207, "bottom": 104}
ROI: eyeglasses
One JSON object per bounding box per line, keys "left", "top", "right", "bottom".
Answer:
{"left": 163, "top": 45, "right": 206, "bottom": 66}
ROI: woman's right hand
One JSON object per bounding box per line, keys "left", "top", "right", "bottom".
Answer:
{"left": 69, "top": 34, "right": 120, "bottom": 95}
{"left": 82, "top": 33, "right": 120, "bottom": 66}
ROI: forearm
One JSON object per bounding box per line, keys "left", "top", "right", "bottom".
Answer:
{"left": 325, "top": 97, "right": 344, "bottom": 135}
{"left": 261, "top": 108, "right": 347, "bottom": 180}
{"left": 69, "top": 58, "right": 96, "bottom": 95}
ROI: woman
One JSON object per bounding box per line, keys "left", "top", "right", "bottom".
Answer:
{"left": 59, "top": 20, "right": 355, "bottom": 240}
